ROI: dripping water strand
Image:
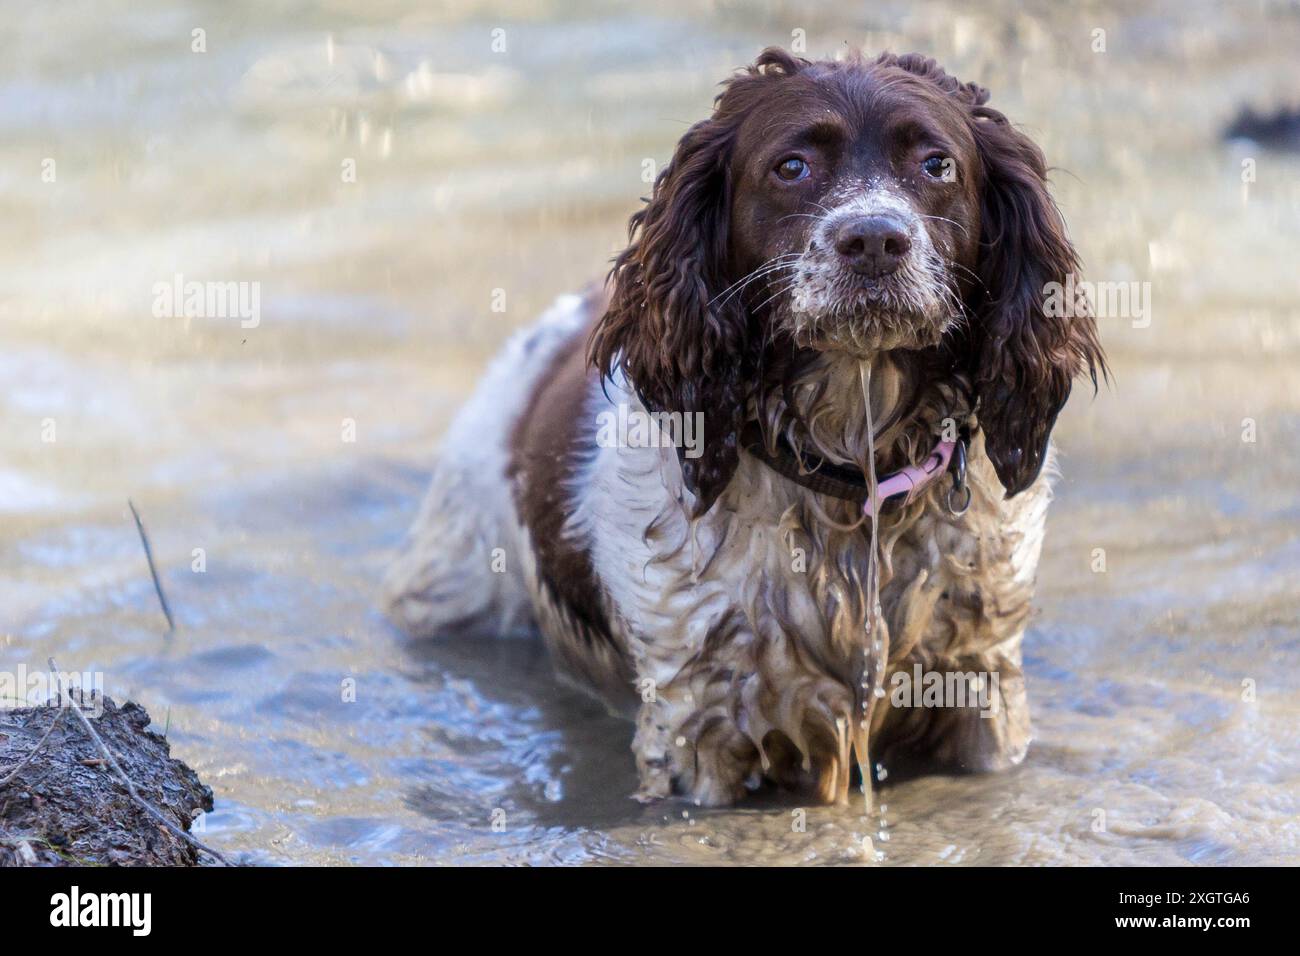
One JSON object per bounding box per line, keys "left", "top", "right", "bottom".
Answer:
{"left": 855, "top": 360, "right": 885, "bottom": 820}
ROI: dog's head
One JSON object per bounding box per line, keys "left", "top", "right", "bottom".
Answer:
{"left": 590, "top": 48, "right": 1104, "bottom": 515}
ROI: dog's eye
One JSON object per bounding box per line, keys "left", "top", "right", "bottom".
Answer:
{"left": 775, "top": 157, "right": 810, "bottom": 182}
{"left": 922, "top": 155, "right": 953, "bottom": 180}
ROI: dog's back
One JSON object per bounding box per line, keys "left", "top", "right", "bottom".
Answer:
{"left": 382, "top": 292, "right": 595, "bottom": 642}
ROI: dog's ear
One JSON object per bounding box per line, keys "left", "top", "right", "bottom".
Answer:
{"left": 588, "top": 96, "right": 751, "bottom": 516}
{"left": 878, "top": 53, "right": 1105, "bottom": 496}
{"left": 966, "top": 106, "right": 1106, "bottom": 497}
{"left": 590, "top": 50, "right": 807, "bottom": 516}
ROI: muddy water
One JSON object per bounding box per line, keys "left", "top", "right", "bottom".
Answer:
{"left": 2, "top": 0, "right": 1298, "bottom": 864}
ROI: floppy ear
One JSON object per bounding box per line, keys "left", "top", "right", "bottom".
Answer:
{"left": 968, "top": 107, "right": 1105, "bottom": 496}
{"left": 588, "top": 107, "right": 750, "bottom": 516}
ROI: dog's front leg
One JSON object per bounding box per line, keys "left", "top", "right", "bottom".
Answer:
{"left": 630, "top": 669, "right": 761, "bottom": 807}
{"left": 628, "top": 626, "right": 861, "bottom": 807}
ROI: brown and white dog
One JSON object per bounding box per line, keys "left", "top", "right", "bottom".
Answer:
{"left": 384, "top": 49, "right": 1104, "bottom": 806}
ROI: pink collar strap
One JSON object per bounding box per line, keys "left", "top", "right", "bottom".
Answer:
{"left": 866, "top": 438, "right": 956, "bottom": 516}
{"left": 740, "top": 423, "right": 970, "bottom": 518}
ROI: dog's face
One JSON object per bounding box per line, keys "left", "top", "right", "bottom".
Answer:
{"left": 591, "top": 49, "right": 1104, "bottom": 515}
{"left": 727, "top": 68, "right": 983, "bottom": 354}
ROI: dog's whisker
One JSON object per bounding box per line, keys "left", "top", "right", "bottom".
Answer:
{"left": 917, "top": 214, "right": 969, "bottom": 238}
{"left": 774, "top": 212, "right": 829, "bottom": 226}
{"left": 948, "top": 260, "right": 989, "bottom": 295}
{"left": 717, "top": 263, "right": 801, "bottom": 311}
{"left": 709, "top": 255, "right": 797, "bottom": 304}
{"left": 710, "top": 254, "right": 803, "bottom": 307}
{"left": 750, "top": 277, "right": 801, "bottom": 314}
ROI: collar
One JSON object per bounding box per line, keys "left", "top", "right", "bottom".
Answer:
{"left": 739, "top": 421, "right": 968, "bottom": 517}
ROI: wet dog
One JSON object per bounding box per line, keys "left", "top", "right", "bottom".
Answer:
{"left": 385, "top": 49, "right": 1104, "bottom": 805}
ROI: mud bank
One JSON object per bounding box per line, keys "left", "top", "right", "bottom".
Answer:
{"left": 0, "top": 697, "right": 215, "bottom": 866}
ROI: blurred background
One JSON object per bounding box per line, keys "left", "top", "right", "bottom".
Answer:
{"left": 2, "top": 0, "right": 1297, "bottom": 864}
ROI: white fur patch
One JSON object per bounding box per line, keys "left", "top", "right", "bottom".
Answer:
{"left": 784, "top": 184, "right": 961, "bottom": 353}
{"left": 382, "top": 295, "right": 587, "bottom": 638}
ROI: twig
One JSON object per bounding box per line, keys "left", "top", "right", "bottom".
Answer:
{"left": 0, "top": 706, "right": 66, "bottom": 788}
{"left": 48, "top": 658, "right": 229, "bottom": 866}
{"left": 1, "top": 834, "right": 103, "bottom": 867}
{"left": 127, "top": 499, "right": 175, "bottom": 633}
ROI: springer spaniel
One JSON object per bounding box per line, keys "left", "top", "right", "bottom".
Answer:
{"left": 385, "top": 49, "right": 1104, "bottom": 806}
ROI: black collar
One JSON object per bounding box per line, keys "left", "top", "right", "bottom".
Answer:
{"left": 739, "top": 421, "right": 968, "bottom": 513}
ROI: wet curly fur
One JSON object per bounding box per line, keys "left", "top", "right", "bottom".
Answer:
{"left": 386, "top": 48, "right": 1104, "bottom": 806}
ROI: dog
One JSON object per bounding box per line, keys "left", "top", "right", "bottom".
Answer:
{"left": 384, "top": 48, "right": 1104, "bottom": 807}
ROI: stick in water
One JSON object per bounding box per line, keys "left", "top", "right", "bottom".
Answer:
{"left": 128, "top": 499, "right": 175, "bottom": 633}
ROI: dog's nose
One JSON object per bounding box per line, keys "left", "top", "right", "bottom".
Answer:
{"left": 833, "top": 215, "right": 912, "bottom": 277}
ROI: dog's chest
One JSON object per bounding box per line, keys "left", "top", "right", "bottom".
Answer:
{"left": 573, "top": 443, "right": 878, "bottom": 679}
{"left": 563, "top": 427, "right": 1049, "bottom": 696}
